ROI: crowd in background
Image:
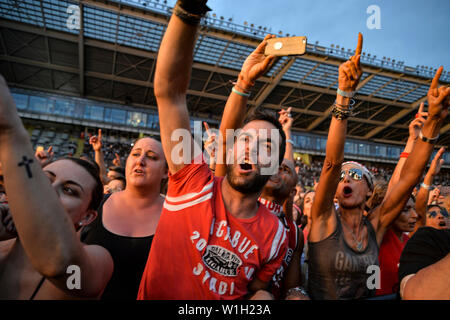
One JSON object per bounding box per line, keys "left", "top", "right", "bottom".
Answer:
{"left": 0, "top": 0, "right": 449, "bottom": 302}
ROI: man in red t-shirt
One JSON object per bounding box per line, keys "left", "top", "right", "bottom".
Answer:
{"left": 137, "top": 1, "right": 287, "bottom": 300}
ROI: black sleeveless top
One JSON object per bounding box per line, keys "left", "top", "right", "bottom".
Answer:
{"left": 307, "top": 212, "right": 379, "bottom": 300}
{"left": 81, "top": 194, "right": 154, "bottom": 300}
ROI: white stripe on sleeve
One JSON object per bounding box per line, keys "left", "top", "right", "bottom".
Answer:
{"left": 163, "top": 192, "right": 213, "bottom": 211}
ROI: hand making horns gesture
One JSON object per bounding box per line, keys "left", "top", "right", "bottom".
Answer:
{"left": 338, "top": 33, "right": 363, "bottom": 92}
{"left": 427, "top": 66, "right": 450, "bottom": 121}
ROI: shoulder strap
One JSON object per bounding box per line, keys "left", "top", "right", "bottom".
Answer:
{"left": 29, "top": 276, "right": 45, "bottom": 300}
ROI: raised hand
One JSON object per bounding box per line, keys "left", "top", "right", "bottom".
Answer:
{"left": 429, "top": 147, "right": 445, "bottom": 177}
{"left": 89, "top": 129, "right": 103, "bottom": 152}
{"left": 408, "top": 103, "right": 428, "bottom": 140}
{"left": 427, "top": 66, "right": 450, "bottom": 120}
{"left": 203, "top": 121, "right": 217, "bottom": 162}
{"left": 239, "top": 34, "right": 276, "bottom": 90}
{"left": 112, "top": 153, "right": 121, "bottom": 167}
{"left": 338, "top": 33, "right": 363, "bottom": 92}
{"left": 278, "top": 107, "right": 293, "bottom": 133}
{"left": 35, "top": 146, "right": 54, "bottom": 168}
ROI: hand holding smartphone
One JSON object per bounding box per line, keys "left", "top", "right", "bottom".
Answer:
{"left": 265, "top": 36, "right": 307, "bottom": 56}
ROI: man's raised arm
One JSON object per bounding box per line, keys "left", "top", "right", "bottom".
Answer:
{"left": 154, "top": 1, "right": 210, "bottom": 174}
{"left": 214, "top": 35, "right": 275, "bottom": 177}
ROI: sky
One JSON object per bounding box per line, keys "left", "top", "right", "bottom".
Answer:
{"left": 165, "top": 0, "right": 450, "bottom": 74}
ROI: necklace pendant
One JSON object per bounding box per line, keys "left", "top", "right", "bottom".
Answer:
{"left": 356, "top": 241, "right": 363, "bottom": 251}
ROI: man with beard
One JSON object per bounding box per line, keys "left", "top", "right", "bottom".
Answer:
{"left": 215, "top": 102, "right": 306, "bottom": 299}
{"left": 258, "top": 108, "right": 307, "bottom": 299}
{"left": 137, "top": 0, "right": 287, "bottom": 299}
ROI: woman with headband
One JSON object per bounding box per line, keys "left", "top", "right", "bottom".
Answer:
{"left": 306, "top": 32, "right": 450, "bottom": 300}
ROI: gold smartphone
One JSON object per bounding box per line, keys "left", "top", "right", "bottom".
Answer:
{"left": 36, "top": 145, "right": 44, "bottom": 153}
{"left": 265, "top": 36, "right": 307, "bottom": 56}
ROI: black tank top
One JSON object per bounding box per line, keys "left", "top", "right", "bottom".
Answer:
{"left": 307, "top": 212, "right": 379, "bottom": 300}
{"left": 81, "top": 194, "right": 154, "bottom": 300}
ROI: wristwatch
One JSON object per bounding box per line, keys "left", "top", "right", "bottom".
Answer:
{"left": 419, "top": 130, "right": 439, "bottom": 144}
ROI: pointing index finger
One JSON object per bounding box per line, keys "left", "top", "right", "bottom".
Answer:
{"left": 418, "top": 102, "right": 424, "bottom": 114}
{"left": 355, "top": 33, "right": 363, "bottom": 56}
{"left": 203, "top": 121, "right": 211, "bottom": 136}
{"left": 430, "top": 66, "right": 443, "bottom": 89}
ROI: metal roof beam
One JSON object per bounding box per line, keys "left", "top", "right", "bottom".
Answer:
{"left": 363, "top": 96, "right": 427, "bottom": 139}
{"left": 278, "top": 80, "right": 411, "bottom": 108}
{"left": 246, "top": 57, "right": 296, "bottom": 116}
{"left": 79, "top": 3, "right": 85, "bottom": 96}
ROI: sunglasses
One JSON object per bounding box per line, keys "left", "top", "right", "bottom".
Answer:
{"left": 427, "top": 208, "right": 449, "bottom": 218}
{"left": 340, "top": 168, "right": 363, "bottom": 181}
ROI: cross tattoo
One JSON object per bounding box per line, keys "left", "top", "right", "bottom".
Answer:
{"left": 18, "top": 156, "right": 34, "bottom": 178}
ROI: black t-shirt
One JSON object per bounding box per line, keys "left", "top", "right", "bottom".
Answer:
{"left": 398, "top": 227, "right": 450, "bottom": 283}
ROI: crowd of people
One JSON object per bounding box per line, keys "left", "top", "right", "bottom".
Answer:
{"left": 0, "top": 0, "right": 449, "bottom": 300}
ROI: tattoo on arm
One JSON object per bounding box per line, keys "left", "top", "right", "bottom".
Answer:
{"left": 18, "top": 156, "right": 34, "bottom": 178}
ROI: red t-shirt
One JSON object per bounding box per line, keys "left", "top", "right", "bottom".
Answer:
{"left": 376, "top": 228, "right": 410, "bottom": 296}
{"left": 258, "top": 198, "right": 299, "bottom": 298}
{"left": 137, "top": 163, "right": 287, "bottom": 300}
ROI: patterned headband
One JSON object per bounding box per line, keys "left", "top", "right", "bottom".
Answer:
{"left": 342, "top": 161, "right": 374, "bottom": 190}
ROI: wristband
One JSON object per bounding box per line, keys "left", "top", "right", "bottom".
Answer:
{"left": 337, "top": 88, "right": 355, "bottom": 98}
{"left": 420, "top": 182, "right": 432, "bottom": 190}
{"left": 232, "top": 87, "right": 250, "bottom": 98}
{"left": 286, "top": 139, "right": 295, "bottom": 146}
{"left": 400, "top": 152, "right": 409, "bottom": 158}
{"left": 419, "top": 130, "right": 439, "bottom": 144}
{"left": 173, "top": 3, "right": 205, "bottom": 25}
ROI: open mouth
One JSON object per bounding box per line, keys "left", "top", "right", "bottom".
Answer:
{"left": 240, "top": 163, "right": 252, "bottom": 171}
{"left": 134, "top": 168, "right": 144, "bottom": 174}
{"left": 439, "top": 221, "right": 446, "bottom": 227}
{"left": 269, "top": 174, "right": 280, "bottom": 184}
{"left": 343, "top": 186, "right": 353, "bottom": 197}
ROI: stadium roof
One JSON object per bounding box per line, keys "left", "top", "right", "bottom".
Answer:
{"left": 0, "top": 0, "right": 449, "bottom": 147}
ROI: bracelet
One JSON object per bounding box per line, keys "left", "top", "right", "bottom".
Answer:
{"left": 400, "top": 152, "right": 409, "bottom": 158}
{"left": 234, "top": 83, "right": 251, "bottom": 95}
{"left": 420, "top": 182, "right": 432, "bottom": 190}
{"left": 334, "top": 99, "right": 356, "bottom": 108}
{"left": 337, "top": 88, "right": 355, "bottom": 98}
{"left": 286, "top": 139, "right": 295, "bottom": 146}
{"left": 173, "top": 3, "right": 203, "bottom": 25}
{"left": 286, "top": 286, "right": 309, "bottom": 298}
{"left": 232, "top": 87, "right": 250, "bottom": 98}
{"left": 419, "top": 130, "right": 439, "bottom": 144}
{"left": 331, "top": 100, "right": 355, "bottom": 120}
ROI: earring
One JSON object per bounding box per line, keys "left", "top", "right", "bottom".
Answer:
{"left": 78, "top": 222, "right": 83, "bottom": 227}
